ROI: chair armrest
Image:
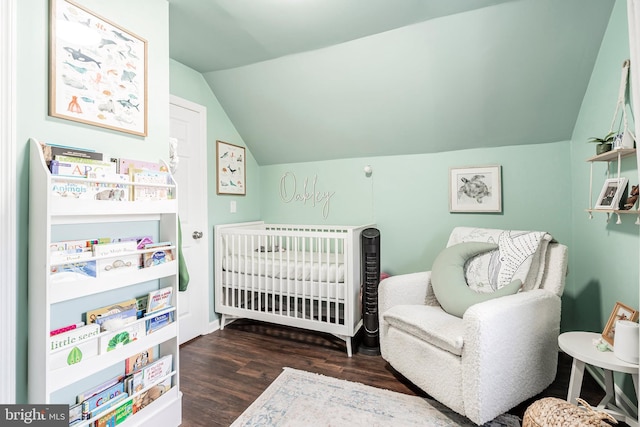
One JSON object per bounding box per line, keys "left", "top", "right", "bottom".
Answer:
{"left": 378, "top": 271, "right": 431, "bottom": 358}
{"left": 461, "top": 289, "right": 562, "bottom": 423}
{"left": 378, "top": 271, "right": 431, "bottom": 315}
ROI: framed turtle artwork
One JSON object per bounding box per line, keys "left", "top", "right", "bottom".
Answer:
{"left": 449, "top": 165, "right": 502, "bottom": 213}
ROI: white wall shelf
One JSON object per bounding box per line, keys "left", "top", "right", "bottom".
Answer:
{"left": 586, "top": 148, "right": 638, "bottom": 224}
{"left": 28, "top": 138, "right": 182, "bottom": 425}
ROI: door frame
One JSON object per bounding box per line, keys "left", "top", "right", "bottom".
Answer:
{"left": 170, "top": 94, "right": 211, "bottom": 340}
{"left": 1, "top": 0, "right": 17, "bottom": 404}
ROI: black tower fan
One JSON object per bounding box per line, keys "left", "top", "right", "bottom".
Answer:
{"left": 358, "top": 227, "right": 381, "bottom": 355}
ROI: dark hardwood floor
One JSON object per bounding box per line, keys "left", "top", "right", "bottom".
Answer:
{"left": 179, "top": 319, "right": 623, "bottom": 426}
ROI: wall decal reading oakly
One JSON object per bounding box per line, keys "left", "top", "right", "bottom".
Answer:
{"left": 279, "top": 172, "right": 335, "bottom": 219}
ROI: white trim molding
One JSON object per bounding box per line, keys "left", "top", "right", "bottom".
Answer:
{"left": 0, "top": 0, "right": 17, "bottom": 404}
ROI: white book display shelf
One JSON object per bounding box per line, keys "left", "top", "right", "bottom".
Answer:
{"left": 28, "top": 138, "right": 182, "bottom": 426}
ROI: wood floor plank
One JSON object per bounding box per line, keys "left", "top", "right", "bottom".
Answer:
{"left": 179, "top": 319, "right": 625, "bottom": 426}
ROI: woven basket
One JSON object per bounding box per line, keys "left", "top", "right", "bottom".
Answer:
{"left": 523, "top": 397, "right": 617, "bottom": 427}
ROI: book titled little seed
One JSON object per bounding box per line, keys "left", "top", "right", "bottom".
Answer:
{"left": 49, "top": 323, "right": 100, "bottom": 369}
{"left": 50, "top": 323, "right": 100, "bottom": 352}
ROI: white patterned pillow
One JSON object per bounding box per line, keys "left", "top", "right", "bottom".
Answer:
{"left": 446, "top": 227, "right": 552, "bottom": 292}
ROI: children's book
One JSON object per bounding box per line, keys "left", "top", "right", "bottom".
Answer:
{"left": 142, "top": 354, "right": 173, "bottom": 387}
{"left": 131, "top": 170, "right": 172, "bottom": 201}
{"left": 50, "top": 323, "right": 100, "bottom": 353}
{"left": 86, "top": 299, "right": 137, "bottom": 324}
{"left": 68, "top": 402, "right": 82, "bottom": 426}
{"left": 143, "top": 249, "right": 174, "bottom": 268}
{"left": 50, "top": 321, "right": 84, "bottom": 337}
{"left": 76, "top": 374, "right": 124, "bottom": 404}
{"left": 95, "top": 307, "right": 138, "bottom": 331}
{"left": 49, "top": 259, "right": 97, "bottom": 281}
{"left": 125, "top": 348, "right": 154, "bottom": 375}
{"left": 99, "top": 321, "right": 146, "bottom": 353}
{"left": 42, "top": 142, "right": 102, "bottom": 164}
{"left": 81, "top": 381, "right": 125, "bottom": 419}
{"left": 146, "top": 287, "right": 173, "bottom": 314}
{"left": 111, "top": 157, "right": 164, "bottom": 175}
{"left": 50, "top": 158, "right": 117, "bottom": 177}
{"left": 145, "top": 310, "right": 174, "bottom": 334}
{"left": 87, "top": 392, "right": 129, "bottom": 420}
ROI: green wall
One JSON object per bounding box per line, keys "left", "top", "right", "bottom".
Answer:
{"left": 169, "top": 59, "right": 261, "bottom": 321}
{"left": 16, "top": 0, "right": 171, "bottom": 404}
{"left": 569, "top": 0, "right": 638, "bottom": 400}
{"left": 259, "top": 142, "right": 572, "bottom": 279}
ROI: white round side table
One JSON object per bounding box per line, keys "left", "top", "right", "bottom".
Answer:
{"left": 558, "top": 331, "right": 638, "bottom": 427}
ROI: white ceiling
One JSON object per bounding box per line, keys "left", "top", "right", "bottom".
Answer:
{"left": 169, "top": 0, "right": 615, "bottom": 165}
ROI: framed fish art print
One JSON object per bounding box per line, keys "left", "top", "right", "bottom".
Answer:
{"left": 49, "top": 0, "right": 148, "bottom": 136}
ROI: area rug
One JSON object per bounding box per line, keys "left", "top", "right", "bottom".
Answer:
{"left": 231, "top": 368, "right": 521, "bottom": 427}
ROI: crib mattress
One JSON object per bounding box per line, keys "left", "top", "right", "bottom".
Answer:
{"left": 221, "top": 250, "right": 345, "bottom": 283}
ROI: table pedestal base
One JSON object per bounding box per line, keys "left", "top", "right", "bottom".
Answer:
{"left": 568, "top": 358, "right": 639, "bottom": 427}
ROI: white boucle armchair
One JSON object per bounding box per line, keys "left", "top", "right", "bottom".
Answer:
{"left": 378, "top": 242, "right": 568, "bottom": 425}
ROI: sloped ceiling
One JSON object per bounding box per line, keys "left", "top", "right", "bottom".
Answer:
{"left": 169, "top": 0, "right": 614, "bottom": 165}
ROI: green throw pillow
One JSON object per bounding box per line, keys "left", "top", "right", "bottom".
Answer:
{"left": 431, "top": 242, "right": 522, "bottom": 318}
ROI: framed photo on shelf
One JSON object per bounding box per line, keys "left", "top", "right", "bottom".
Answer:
{"left": 216, "top": 141, "right": 246, "bottom": 195}
{"left": 449, "top": 165, "right": 502, "bottom": 213}
{"left": 49, "top": 0, "right": 148, "bottom": 136}
{"left": 602, "top": 301, "right": 639, "bottom": 345}
{"left": 594, "top": 177, "right": 628, "bottom": 210}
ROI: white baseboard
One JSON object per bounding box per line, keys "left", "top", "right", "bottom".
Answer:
{"left": 206, "top": 318, "right": 221, "bottom": 335}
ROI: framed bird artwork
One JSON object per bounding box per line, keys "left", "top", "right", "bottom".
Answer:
{"left": 216, "top": 140, "right": 246, "bottom": 195}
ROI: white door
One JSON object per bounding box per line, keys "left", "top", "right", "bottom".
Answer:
{"left": 170, "top": 95, "right": 208, "bottom": 344}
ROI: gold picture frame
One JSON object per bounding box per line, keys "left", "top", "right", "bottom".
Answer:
{"left": 49, "top": 0, "right": 148, "bottom": 136}
{"left": 602, "top": 301, "right": 639, "bottom": 345}
{"left": 216, "top": 141, "right": 246, "bottom": 195}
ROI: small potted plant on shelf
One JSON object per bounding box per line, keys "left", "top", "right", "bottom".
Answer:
{"left": 588, "top": 131, "right": 616, "bottom": 155}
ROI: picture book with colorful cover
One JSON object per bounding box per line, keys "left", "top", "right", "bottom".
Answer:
{"left": 49, "top": 237, "right": 108, "bottom": 253}
{"left": 132, "top": 376, "right": 171, "bottom": 414}
{"left": 41, "top": 142, "right": 102, "bottom": 164}
{"left": 142, "top": 249, "right": 174, "bottom": 268}
{"left": 99, "top": 321, "right": 146, "bottom": 353}
{"left": 146, "top": 287, "right": 173, "bottom": 314}
{"left": 86, "top": 299, "right": 137, "bottom": 324}
{"left": 76, "top": 374, "right": 124, "bottom": 404}
{"left": 87, "top": 171, "right": 131, "bottom": 202}
{"left": 111, "top": 157, "right": 164, "bottom": 175}
{"left": 87, "top": 392, "right": 129, "bottom": 420}
{"left": 125, "top": 348, "right": 154, "bottom": 375}
{"left": 50, "top": 158, "right": 117, "bottom": 177}
{"left": 95, "top": 307, "right": 138, "bottom": 331}
{"left": 145, "top": 310, "right": 174, "bottom": 335}
{"left": 81, "top": 381, "right": 125, "bottom": 417}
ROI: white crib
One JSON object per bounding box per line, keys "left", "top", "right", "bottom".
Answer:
{"left": 214, "top": 221, "right": 373, "bottom": 356}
